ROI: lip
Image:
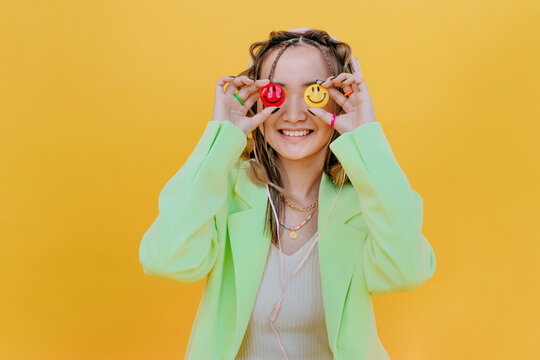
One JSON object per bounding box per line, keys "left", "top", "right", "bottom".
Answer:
{"left": 278, "top": 129, "right": 314, "bottom": 140}
{"left": 279, "top": 128, "right": 313, "bottom": 131}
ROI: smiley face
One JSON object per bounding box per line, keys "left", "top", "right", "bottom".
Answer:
{"left": 261, "top": 83, "right": 286, "bottom": 107}
{"left": 303, "top": 84, "right": 329, "bottom": 107}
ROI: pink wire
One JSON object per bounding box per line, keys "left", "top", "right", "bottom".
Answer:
{"left": 253, "top": 145, "right": 346, "bottom": 359}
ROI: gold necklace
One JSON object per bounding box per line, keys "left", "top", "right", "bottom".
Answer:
{"left": 282, "top": 196, "right": 318, "bottom": 212}
{"left": 279, "top": 206, "right": 317, "bottom": 239}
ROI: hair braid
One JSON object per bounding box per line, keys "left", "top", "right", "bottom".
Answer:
{"left": 268, "top": 39, "right": 297, "bottom": 81}
{"left": 236, "top": 29, "right": 353, "bottom": 245}
{"left": 300, "top": 38, "right": 337, "bottom": 77}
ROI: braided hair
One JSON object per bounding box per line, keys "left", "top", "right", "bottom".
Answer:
{"left": 237, "top": 29, "right": 354, "bottom": 245}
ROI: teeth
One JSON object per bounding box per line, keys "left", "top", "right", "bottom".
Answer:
{"left": 281, "top": 130, "right": 310, "bottom": 137}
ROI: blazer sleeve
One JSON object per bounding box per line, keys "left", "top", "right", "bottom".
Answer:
{"left": 329, "top": 121, "right": 436, "bottom": 296}
{"left": 138, "top": 120, "right": 247, "bottom": 283}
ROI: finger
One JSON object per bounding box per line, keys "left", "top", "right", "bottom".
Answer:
{"left": 320, "top": 76, "right": 352, "bottom": 96}
{"left": 225, "top": 76, "right": 255, "bottom": 96}
{"left": 333, "top": 75, "right": 360, "bottom": 98}
{"left": 249, "top": 106, "right": 279, "bottom": 130}
{"left": 306, "top": 107, "right": 333, "bottom": 126}
{"left": 326, "top": 87, "right": 348, "bottom": 108}
{"left": 350, "top": 79, "right": 370, "bottom": 96}
{"left": 225, "top": 77, "right": 252, "bottom": 97}
{"left": 320, "top": 75, "right": 336, "bottom": 88}
{"left": 236, "top": 78, "right": 270, "bottom": 101}
{"left": 339, "top": 82, "right": 354, "bottom": 94}
{"left": 331, "top": 73, "right": 353, "bottom": 86}
{"left": 351, "top": 82, "right": 362, "bottom": 95}
{"left": 321, "top": 73, "right": 352, "bottom": 88}
{"left": 341, "top": 75, "right": 363, "bottom": 86}
{"left": 336, "top": 80, "right": 354, "bottom": 98}
{"left": 242, "top": 90, "right": 261, "bottom": 110}
{"left": 215, "top": 76, "right": 236, "bottom": 95}
{"left": 254, "top": 78, "right": 271, "bottom": 87}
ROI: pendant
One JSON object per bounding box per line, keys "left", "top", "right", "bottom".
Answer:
{"left": 290, "top": 231, "right": 297, "bottom": 239}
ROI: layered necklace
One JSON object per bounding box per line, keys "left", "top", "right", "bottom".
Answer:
{"left": 278, "top": 196, "right": 319, "bottom": 239}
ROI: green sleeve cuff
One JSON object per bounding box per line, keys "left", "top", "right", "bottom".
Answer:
{"left": 202, "top": 120, "right": 247, "bottom": 172}
{"left": 159, "top": 120, "right": 247, "bottom": 209}
{"left": 329, "top": 121, "right": 395, "bottom": 173}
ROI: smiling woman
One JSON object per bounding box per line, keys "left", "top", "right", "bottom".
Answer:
{"left": 238, "top": 31, "right": 357, "bottom": 250}
{"left": 256, "top": 45, "right": 336, "bottom": 163}
{"left": 139, "top": 28, "right": 437, "bottom": 360}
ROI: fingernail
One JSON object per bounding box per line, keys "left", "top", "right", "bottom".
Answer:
{"left": 271, "top": 107, "right": 280, "bottom": 114}
{"left": 307, "top": 109, "right": 315, "bottom": 116}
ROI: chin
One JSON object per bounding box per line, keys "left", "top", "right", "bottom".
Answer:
{"left": 273, "top": 142, "right": 327, "bottom": 162}
{"left": 277, "top": 151, "right": 316, "bottom": 161}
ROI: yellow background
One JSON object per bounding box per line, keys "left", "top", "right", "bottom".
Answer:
{"left": 1, "top": 0, "right": 538, "bottom": 359}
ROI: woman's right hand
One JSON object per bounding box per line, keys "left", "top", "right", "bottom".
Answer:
{"left": 212, "top": 75, "right": 279, "bottom": 136}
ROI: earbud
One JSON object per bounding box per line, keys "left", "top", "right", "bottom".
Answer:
{"left": 260, "top": 83, "right": 286, "bottom": 107}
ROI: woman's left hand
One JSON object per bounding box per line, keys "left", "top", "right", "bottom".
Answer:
{"left": 308, "top": 69, "right": 377, "bottom": 134}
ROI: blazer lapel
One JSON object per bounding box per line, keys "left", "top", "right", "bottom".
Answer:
{"left": 228, "top": 166, "right": 365, "bottom": 353}
{"left": 227, "top": 167, "right": 270, "bottom": 351}
{"left": 317, "top": 172, "right": 365, "bottom": 351}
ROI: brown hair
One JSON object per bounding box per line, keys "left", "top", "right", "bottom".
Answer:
{"left": 236, "top": 29, "right": 354, "bottom": 245}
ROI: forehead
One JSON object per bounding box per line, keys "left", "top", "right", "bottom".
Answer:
{"left": 259, "top": 45, "right": 331, "bottom": 84}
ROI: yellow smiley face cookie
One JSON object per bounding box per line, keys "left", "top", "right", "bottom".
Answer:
{"left": 303, "top": 84, "right": 329, "bottom": 107}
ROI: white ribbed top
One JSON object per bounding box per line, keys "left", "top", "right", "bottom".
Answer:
{"left": 235, "top": 233, "right": 333, "bottom": 360}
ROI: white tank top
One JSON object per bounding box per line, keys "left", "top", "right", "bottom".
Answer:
{"left": 235, "top": 233, "right": 334, "bottom": 359}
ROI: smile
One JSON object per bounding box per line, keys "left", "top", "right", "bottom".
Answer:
{"left": 278, "top": 129, "right": 314, "bottom": 138}
{"left": 306, "top": 93, "right": 327, "bottom": 103}
{"left": 263, "top": 95, "right": 282, "bottom": 104}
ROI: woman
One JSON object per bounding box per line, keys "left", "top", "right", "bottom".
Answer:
{"left": 139, "top": 29, "right": 436, "bottom": 360}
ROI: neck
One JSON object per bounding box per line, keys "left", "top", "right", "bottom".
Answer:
{"left": 278, "top": 150, "right": 327, "bottom": 202}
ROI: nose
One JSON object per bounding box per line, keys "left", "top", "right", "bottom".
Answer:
{"left": 281, "top": 92, "right": 308, "bottom": 123}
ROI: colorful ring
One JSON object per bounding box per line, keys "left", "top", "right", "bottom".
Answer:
{"left": 234, "top": 93, "right": 244, "bottom": 105}
{"left": 344, "top": 89, "right": 354, "bottom": 97}
{"left": 330, "top": 113, "right": 336, "bottom": 129}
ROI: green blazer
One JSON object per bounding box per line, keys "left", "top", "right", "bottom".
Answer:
{"left": 139, "top": 120, "right": 436, "bottom": 360}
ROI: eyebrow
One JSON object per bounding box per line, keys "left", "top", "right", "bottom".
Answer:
{"left": 273, "top": 80, "right": 321, "bottom": 87}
